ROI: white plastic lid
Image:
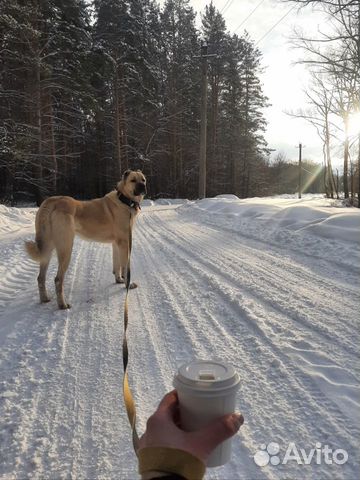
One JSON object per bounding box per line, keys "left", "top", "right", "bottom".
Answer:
{"left": 174, "top": 359, "right": 240, "bottom": 395}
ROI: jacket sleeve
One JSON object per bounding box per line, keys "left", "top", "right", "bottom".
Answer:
{"left": 138, "top": 446, "right": 206, "bottom": 480}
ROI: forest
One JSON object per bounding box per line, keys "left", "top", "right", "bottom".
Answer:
{"left": 0, "top": 0, "right": 359, "bottom": 204}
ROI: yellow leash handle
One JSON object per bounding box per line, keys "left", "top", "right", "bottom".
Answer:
{"left": 122, "top": 213, "right": 140, "bottom": 453}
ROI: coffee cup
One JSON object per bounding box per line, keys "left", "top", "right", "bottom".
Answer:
{"left": 173, "top": 359, "right": 240, "bottom": 467}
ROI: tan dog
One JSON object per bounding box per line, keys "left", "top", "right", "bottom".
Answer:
{"left": 25, "top": 170, "right": 146, "bottom": 309}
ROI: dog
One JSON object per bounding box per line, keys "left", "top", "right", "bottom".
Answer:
{"left": 25, "top": 169, "right": 146, "bottom": 309}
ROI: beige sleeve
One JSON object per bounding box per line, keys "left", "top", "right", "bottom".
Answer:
{"left": 138, "top": 446, "right": 206, "bottom": 480}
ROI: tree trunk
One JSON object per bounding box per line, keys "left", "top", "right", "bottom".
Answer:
{"left": 114, "top": 69, "right": 122, "bottom": 177}
{"left": 178, "top": 113, "right": 183, "bottom": 197}
{"left": 119, "top": 67, "right": 128, "bottom": 171}
{"left": 42, "top": 85, "right": 57, "bottom": 195}
{"left": 358, "top": 132, "right": 360, "bottom": 208}
{"left": 350, "top": 162, "right": 355, "bottom": 202}
{"left": 343, "top": 113, "right": 349, "bottom": 198}
{"left": 210, "top": 74, "right": 219, "bottom": 194}
{"left": 34, "top": 57, "right": 43, "bottom": 205}
{"left": 49, "top": 101, "right": 57, "bottom": 194}
{"left": 322, "top": 146, "right": 330, "bottom": 198}
{"left": 325, "top": 117, "right": 336, "bottom": 198}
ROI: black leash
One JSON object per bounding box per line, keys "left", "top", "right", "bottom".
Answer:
{"left": 122, "top": 211, "right": 140, "bottom": 453}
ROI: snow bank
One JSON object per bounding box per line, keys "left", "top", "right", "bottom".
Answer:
{"left": 0, "top": 205, "right": 35, "bottom": 235}
{"left": 302, "top": 212, "right": 360, "bottom": 243}
{"left": 197, "top": 197, "right": 280, "bottom": 219}
{"left": 189, "top": 194, "right": 360, "bottom": 244}
{"left": 141, "top": 199, "right": 155, "bottom": 206}
{"left": 154, "top": 198, "right": 189, "bottom": 205}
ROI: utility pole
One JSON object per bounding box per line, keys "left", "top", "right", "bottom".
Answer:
{"left": 199, "top": 42, "right": 208, "bottom": 200}
{"left": 197, "top": 42, "right": 216, "bottom": 199}
{"left": 358, "top": 132, "right": 360, "bottom": 208}
{"left": 297, "top": 142, "right": 304, "bottom": 199}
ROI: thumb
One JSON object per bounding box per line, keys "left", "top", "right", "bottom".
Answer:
{"left": 196, "top": 413, "right": 244, "bottom": 452}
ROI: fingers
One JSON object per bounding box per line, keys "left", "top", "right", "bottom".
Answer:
{"left": 196, "top": 413, "right": 244, "bottom": 451}
{"left": 156, "top": 390, "right": 179, "bottom": 417}
{"left": 140, "top": 391, "right": 180, "bottom": 449}
{"left": 144, "top": 391, "right": 179, "bottom": 435}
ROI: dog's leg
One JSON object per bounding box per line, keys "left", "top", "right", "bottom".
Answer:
{"left": 55, "top": 247, "right": 73, "bottom": 309}
{"left": 112, "top": 242, "right": 124, "bottom": 283}
{"left": 37, "top": 251, "right": 53, "bottom": 303}
{"left": 117, "top": 239, "right": 137, "bottom": 289}
{"left": 53, "top": 214, "right": 74, "bottom": 309}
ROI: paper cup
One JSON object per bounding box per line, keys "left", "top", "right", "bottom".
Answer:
{"left": 173, "top": 359, "right": 240, "bottom": 467}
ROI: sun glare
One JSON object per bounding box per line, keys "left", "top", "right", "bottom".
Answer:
{"left": 348, "top": 112, "right": 360, "bottom": 138}
{"left": 301, "top": 163, "right": 324, "bottom": 194}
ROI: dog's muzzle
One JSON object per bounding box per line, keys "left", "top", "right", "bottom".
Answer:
{"left": 135, "top": 183, "right": 146, "bottom": 196}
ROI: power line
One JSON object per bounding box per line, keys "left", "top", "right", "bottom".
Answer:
{"left": 255, "top": 6, "right": 295, "bottom": 45}
{"left": 220, "top": 0, "right": 235, "bottom": 15}
{"left": 234, "top": 0, "right": 267, "bottom": 33}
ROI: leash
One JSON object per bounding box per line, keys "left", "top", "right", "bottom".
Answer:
{"left": 120, "top": 202, "right": 181, "bottom": 454}
{"left": 122, "top": 211, "right": 140, "bottom": 453}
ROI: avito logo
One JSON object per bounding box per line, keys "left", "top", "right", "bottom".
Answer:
{"left": 253, "top": 442, "right": 348, "bottom": 466}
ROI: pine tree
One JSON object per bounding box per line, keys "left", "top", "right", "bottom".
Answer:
{"left": 122, "top": 0, "right": 162, "bottom": 182}
{"left": 237, "top": 34, "right": 268, "bottom": 197}
{"left": 0, "top": 0, "right": 274, "bottom": 203}
{"left": 93, "top": 0, "right": 130, "bottom": 184}
{"left": 159, "top": 0, "right": 200, "bottom": 197}
{"left": 0, "top": 0, "right": 92, "bottom": 203}
{"left": 201, "top": 1, "right": 228, "bottom": 195}
{"left": 0, "top": 0, "right": 47, "bottom": 204}
{"left": 201, "top": 4, "right": 268, "bottom": 197}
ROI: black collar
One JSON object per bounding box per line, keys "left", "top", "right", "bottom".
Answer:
{"left": 117, "top": 191, "right": 141, "bottom": 211}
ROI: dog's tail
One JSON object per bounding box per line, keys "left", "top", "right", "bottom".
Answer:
{"left": 25, "top": 200, "right": 54, "bottom": 262}
{"left": 25, "top": 240, "right": 43, "bottom": 262}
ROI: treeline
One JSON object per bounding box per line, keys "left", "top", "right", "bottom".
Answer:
{"left": 270, "top": 153, "right": 332, "bottom": 195}
{"left": 0, "top": 0, "right": 270, "bottom": 204}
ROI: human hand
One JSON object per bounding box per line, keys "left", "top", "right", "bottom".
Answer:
{"left": 138, "top": 389, "right": 244, "bottom": 463}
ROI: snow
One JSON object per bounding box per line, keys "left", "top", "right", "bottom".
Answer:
{"left": 0, "top": 194, "right": 359, "bottom": 479}
{"left": 0, "top": 204, "right": 35, "bottom": 235}
{"left": 154, "top": 198, "right": 189, "bottom": 205}
{"left": 195, "top": 194, "right": 360, "bottom": 240}
{"left": 141, "top": 199, "right": 155, "bottom": 206}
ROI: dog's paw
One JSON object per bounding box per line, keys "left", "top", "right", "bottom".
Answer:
{"left": 40, "top": 297, "right": 51, "bottom": 303}
{"left": 115, "top": 276, "right": 125, "bottom": 284}
{"left": 129, "top": 282, "right": 138, "bottom": 289}
{"left": 59, "top": 303, "right": 71, "bottom": 310}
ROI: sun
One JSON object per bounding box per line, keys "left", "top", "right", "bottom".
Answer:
{"left": 348, "top": 111, "right": 360, "bottom": 138}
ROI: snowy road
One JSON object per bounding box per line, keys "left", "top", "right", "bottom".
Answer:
{"left": 1, "top": 200, "right": 359, "bottom": 479}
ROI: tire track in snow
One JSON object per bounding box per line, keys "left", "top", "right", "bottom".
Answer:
{"left": 180, "top": 203, "right": 360, "bottom": 283}
{"left": 0, "top": 238, "right": 88, "bottom": 478}
{"left": 1, "top": 206, "right": 359, "bottom": 480}
{"left": 131, "top": 217, "right": 269, "bottom": 480}
{"left": 0, "top": 238, "right": 38, "bottom": 312}
{"left": 142, "top": 210, "right": 359, "bottom": 408}
{"left": 35, "top": 240, "right": 133, "bottom": 479}
{"left": 145, "top": 210, "right": 359, "bottom": 363}
{"left": 154, "top": 208, "right": 359, "bottom": 313}
{"left": 1, "top": 234, "right": 138, "bottom": 479}
{"left": 134, "top": 208, "right": 359, "bottom": 479}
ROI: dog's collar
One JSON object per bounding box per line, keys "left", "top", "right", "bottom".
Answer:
{"left": 117, "top": 191, "right": 141, "bottom": 211}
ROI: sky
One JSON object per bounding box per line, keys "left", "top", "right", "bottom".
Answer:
{"left": 175, "top": 0, "right": 331, "bottom": 165}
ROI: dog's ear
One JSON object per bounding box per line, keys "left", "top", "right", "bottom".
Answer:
{"left": 122, "top": 169, "right": 132, "bottom": 181}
